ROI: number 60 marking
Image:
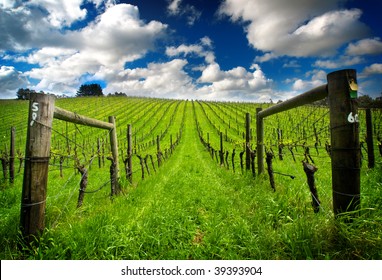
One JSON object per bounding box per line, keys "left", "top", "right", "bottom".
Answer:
{"left": 347, "top": 112, "right": 359, "bottom": 123}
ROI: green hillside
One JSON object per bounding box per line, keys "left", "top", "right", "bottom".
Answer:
{"left": 0, "top": 96, "right": 381, "bottom": 259}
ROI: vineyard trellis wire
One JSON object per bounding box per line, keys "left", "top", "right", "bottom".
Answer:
{"left": 16, "top": 94, "right": 188, "bottom": 243}
{"left": 257, "top": 69, "right": 361, "bottom": 217}
{"left": 20, "top": 93, "right": 120, "bottom": 242}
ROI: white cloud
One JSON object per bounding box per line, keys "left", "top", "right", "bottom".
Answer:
{"left": 283, "top": 60, "right": 301, "bottom": 68}
{"left": 103, "top": 59, "right": 195, "bottom": 99}
{"left": 29, "top": 0, "right": 87, "bottom": 27}
{"left": 20, "top": 47, "right": 78, "bottom": 66}
{"left": 167, "top": 0, "right": 201, "bottom": 25}
{"left": 165, "top": 37, "right": 215, "bottom": 63}
{"left": 166, "top": 44, "right": 204, "bottom": 57}
{"left": 219, "top": 0, "right": 369, "bottom": 57}
{"left": 254, "top": 53, "right": 278, "bottom": 63}
{"left": 199, "top": 63, "right": 224, "bottom": 83}
{"left": 0, "top": 66, "right": 29, "bottom": 98}
{"left": 289, "top": 70, "right": 326, "bottom": 92}
{"left": 102, "top": 56, "right": 274, "bottom": 101}
{"left": 314, "top": 55, "right": 364, "bottom": 69}
{"left": 0, "top": 0, "right": 22, "bottom": 9}
{"left": 198, "top": 62, "right": 272, "bottom": 100}
{"left": 345, "top": 38, "right": 382, "bottom": 56}
{"left": 167, "top": 0, "right": 181, "bottom": 15}
{"left": 200, "top": 36, "right": 213, "bottom": 48}
{"left": 362, "top": 63, "right": 382, "bottom": 76}
{"left": 11, "top": 4, "right": 168, "bottom": 95}
{"left": 77, "top": 4, "right": 167, "bottom": 66}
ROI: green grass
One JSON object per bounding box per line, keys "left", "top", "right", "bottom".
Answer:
{"left": 0, "top": 98, "right": 381, "bottom": 260}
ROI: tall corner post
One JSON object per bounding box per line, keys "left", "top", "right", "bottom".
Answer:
{"left": 327, "top": 69, "right": 361, "bottom": 217}
{"left": 256, "top": 108, "right": 264, "bottom": 175}
{"left": 20, "top": 93, "right": 55, "bottom": 242}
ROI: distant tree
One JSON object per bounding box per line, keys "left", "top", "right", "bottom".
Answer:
{"left": 108, "top": 92, "right": 127, "bottom": 97}
{"left": 76, "top": 83, "right": 103, "bottom": 97}
{"left": 16, "top": 88, "right": 36, "bottom": 100}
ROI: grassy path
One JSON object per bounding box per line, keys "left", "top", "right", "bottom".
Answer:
{"left": 40, "top": 101, "right": 270, "bottom": 259}
{"left": 115, "top": 102, "right": 263, "bottom": 259}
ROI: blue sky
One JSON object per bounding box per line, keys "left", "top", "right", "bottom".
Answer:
{"left": 1, "top": 0, "right": 381, "bottom": 101}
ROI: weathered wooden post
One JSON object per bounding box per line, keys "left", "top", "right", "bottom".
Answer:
{"left": 327, "top": 69, "right": 360, "bottom": 216}
{"left": 256, "top": 108, "right": 264, "bottom": 174}
{"left": 365, "top": 108, "right": 375, "bottom": 168}
{"left": 266, "top": 151, "right": 276, "bottom": 191}
{"left": 245, "top": 113, "right": 251, "bottom": 170}
{"left": 9, "top": 126, "right": 15, "bottom": 184}
{"left": 220, "top": 131, "right": 224, "bottom": 166}
{"left": 20, "top": 93, "right": 55, "bottom": 242}
{"left": 302, "top": 161, "right": 320, "bottom": 213}
{"left": 108, "top": 116, "right": 120, "bottom": 194}
{"left": 76, "top": 164, "right": 88, "bottom": 208}
{"left": 157, "top": 135, "right": 162, "bottom": 167}
{"left": 256, "top": 85, "right": 327, "bottom": 175}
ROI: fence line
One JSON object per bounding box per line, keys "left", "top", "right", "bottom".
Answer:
{"left": 20, "top": 93, "right": 120, "bottom": 242}
{"left": 256, "top": 69, "right": 360, "bottom": 217}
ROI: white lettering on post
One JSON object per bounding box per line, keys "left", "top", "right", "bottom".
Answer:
{"left": 347, "top": 112, "right": 359, "bottom": 123}
{"left": 30, "top": 102, "right": 39, "bottom": 126}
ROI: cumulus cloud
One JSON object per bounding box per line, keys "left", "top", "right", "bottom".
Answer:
{"left": 166, "top": 44, "right": 204, "bottom": 57}
{"left": 288, "top": 70, "right": 327, "bottom": 92}
{"left": 167, "top": 0, "right": 181, "bottom": 15}
{"left": 30, "top": 0, "right": 87, "bottom": 27}
{"left": 314, "top": 55, "right": 364, "bottom": 69}
{"left": 167, "top": 0, "right": 201, "bottom": 25}
{"left": 2, "top": 3, "right": 168, "bottom": 96}
{"left": 0, "top": 0, "right": 109, "bottom": 51}
{"left": 254, "top": 53, "right": 277, "bottom": 63}
{"left": 283, "top": 60, "right": 301, "bottom": 68}
{"left": 219, "top": 0, "right": 369, "bottom": 57}
{"left": 362, "top": 63, "right": 382, "bottom": 76}
{"left": 0, "top": 66, "right": 29, "bottom": 98}
{"left": 345, "top": 38, "right": 382, "bottom": 56}
{"left": 198, "top": 62, "right": 272, "bottom": 100}
{"left": 104, "top": 59, "right": 194, "bottom": 99}
{"left": 165, "top": 37, "right": 215, "bottom": 63}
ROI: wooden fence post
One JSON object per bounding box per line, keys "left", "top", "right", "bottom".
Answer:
{"left": 327, "top": 69, "right": 361, "bottom": 216}
{"left": 20, "top": 93, "right": 55, "bottom": 242}
{"left": 220, "top": 131, "right": 224, "bottom": 166}
{"left": 302, "top": 161, "right": 320, "bottom": 213}
{"left": 256, "top": 85, "right": 328, "bottom": 175}
{"left": 9, "top": 126, "right": 15, "bottom": 184}
{"left": 365, "top": 108, "right": 375, "bottom": 168}
{"left": 256, "top": 108, "right": 264, "bottom": 174}
{"left": 157, "top": 135, "right": 162, "bottom": 167}
{"left": 266, "top": 151, "right": 276, "bottom": 191}
{"left": 108, "top": 116, "right": 120, "bottom": 194}
{"left": 245, "top": 113, "right": 251, "bottom": 170}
